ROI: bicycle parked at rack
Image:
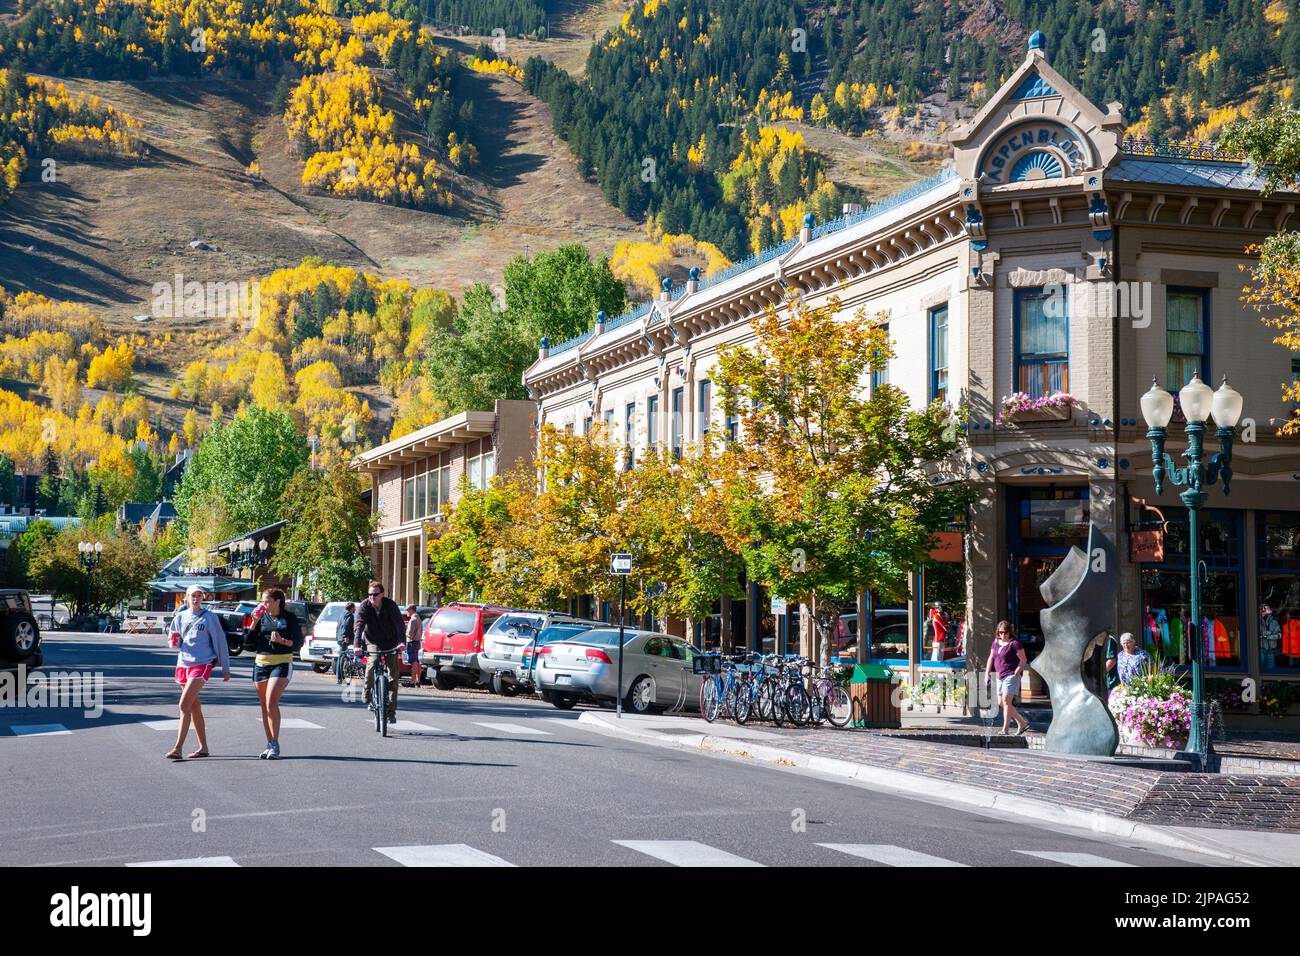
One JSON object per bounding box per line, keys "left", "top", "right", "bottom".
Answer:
{"left": 696, "top": 652, "right": 853, "bottom": 728}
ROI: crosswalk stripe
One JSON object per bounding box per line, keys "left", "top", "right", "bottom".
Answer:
{"left": 8, "top": 723, "right": 71, "bottom": 736}
{"left": 612, "top": 840, "right": 764, "bottom": 867}
{"left": 1017, "top": 851, "right": 1135, "bottom": 867}
{"left": 267, "top": 718, "right": 324, "bottom": 729}
{"left": 374, "top": 845, "right": 516, "bottom": 867}
{"left": 385, "top": 720, "right": 442, "bottom": 732}
{"left": 473, "top": 722, "right": 552, "bottom": 736}
{"left": 817, "top": 844, "right": 969, "bottom": 867}
{"left": 126, "top": 856, "right": 240, "bottom": 867}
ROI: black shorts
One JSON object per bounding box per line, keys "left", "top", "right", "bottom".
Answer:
{"left": 253, "top": 661, "right": 294, "bottom": 683}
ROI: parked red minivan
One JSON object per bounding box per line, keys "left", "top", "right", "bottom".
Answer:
{"left": 420, "top": 603, "right": 510, "bottom": 690}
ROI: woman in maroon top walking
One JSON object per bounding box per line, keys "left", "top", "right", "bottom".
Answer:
{"left": 983, "top": 620, "right": 1030, "bottom": 735}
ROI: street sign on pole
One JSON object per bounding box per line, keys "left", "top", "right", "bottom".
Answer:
{"left": 611, "top": 553, "right": 633, "bottom": 717}
{"left": 770, "top": 595, "right": 787, "bottom": 615}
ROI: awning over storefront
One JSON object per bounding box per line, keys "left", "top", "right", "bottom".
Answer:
{"left": 146, "top": 575, "right": 256, "bottom": 595}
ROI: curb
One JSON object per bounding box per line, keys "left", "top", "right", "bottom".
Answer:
{"left": 577, "top": 711, "right": 1270, "bottom": 866}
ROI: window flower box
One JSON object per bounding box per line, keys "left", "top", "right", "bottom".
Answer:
{"left": 998, "top": 391, "right": 1078, "bottom": 424}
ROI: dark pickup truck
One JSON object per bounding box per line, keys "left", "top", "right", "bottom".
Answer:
{"left": 203, "top": 600, "right": 312, "bottom": 658}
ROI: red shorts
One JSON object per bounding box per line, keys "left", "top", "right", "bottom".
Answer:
{"left": 175, "top": 663, "right": 214, "bottom": 685}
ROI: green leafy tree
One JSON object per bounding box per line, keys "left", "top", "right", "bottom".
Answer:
{"left": 1219, "top": 109, "right": 1300, "bottom": 433}
{"left": 1, "top": 519, "right": 58, "bottom": 587}
{"left": 29, "top": 523, "right": 158, "bottom": 615}
{"left": 173, "top": 405, "right": 309, "bottom": 548}
{"left": 424, "top": 476, "right": 524, "bottom": 604}
{"left": 272, "top": 459, "right": 377, "bottom": 600}
{"left": 707, "top": 295, "right": 971, "bottom": 661}
{"left": 0, "top": 454, "right": 16, "bottom": 507}
{"left": 36, "top": 446, "right": 61, "bottom": 514}
{"left": 503, "top": 244, "right": 627, "bottom": 344}
{"left": 127, "top": 444, "right": 163, "bottom": 504}
{"left": 615, "top": 443, "right": 744, "bottom": 628}
{"left": 422, "top": 284, "right": 534, "bottom": 412}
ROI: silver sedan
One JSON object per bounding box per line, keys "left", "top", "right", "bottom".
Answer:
{"left": 535, "top": 628, "right": 703, "bottom": 713}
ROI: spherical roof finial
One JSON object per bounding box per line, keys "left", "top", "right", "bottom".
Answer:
{"left": 1028, "top": 30, "right": 1046, "bottom": 52}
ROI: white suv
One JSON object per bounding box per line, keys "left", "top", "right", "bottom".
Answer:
{"left": 300, "top": 601, "right": 354, "bottom": 670}
{"left": 479, "top": 612, "right": 601, "bottom": 695}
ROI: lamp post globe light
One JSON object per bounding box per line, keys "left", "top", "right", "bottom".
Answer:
{"left": 1139, "top": 374, "right": 1244, "bottom": 760}
{"left": 77, "top": 540, "right": 103, "bottom": 617}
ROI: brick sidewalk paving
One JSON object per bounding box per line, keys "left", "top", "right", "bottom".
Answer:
{"left": 749, "top": 725, "right": 1159, "bottom": 816}
{"left": 1129, "top": 776, "right": 1300, "bottom": 830}
{"left": 736, "top": 724, "right": 1300, "bottom": 831}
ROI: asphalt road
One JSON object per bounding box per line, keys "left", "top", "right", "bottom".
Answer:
{"left": 0, "top": 633, "right": 1210, "bottom": 867}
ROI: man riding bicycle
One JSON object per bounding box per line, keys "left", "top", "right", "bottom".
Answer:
{"left": 354, "top": 581, "right": 406, "bottom": 722}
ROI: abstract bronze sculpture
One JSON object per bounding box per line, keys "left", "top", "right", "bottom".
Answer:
{"left": 1029, "top": 523, "right": 1119, "bottom": 756}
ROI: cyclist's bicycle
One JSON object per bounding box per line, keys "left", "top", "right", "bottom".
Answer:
{"left": 366, "top": 646, "right": 401, "bottom": 737}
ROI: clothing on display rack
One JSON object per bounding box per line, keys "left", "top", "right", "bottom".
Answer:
{"left": 928, "top": 607, "right": 948, "bottom": 661}
{"left": 1284, "top": 618, "right": 1300, "bottom": 658}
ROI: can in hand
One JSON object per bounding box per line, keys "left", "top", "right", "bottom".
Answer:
{"left": 169, "top": 631, "right": 180, "bottom": 648}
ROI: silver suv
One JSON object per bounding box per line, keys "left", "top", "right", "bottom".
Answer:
{"left": 479, "top": 611, "right": 602, "bottom": 696}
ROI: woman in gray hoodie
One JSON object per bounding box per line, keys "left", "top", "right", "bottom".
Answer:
{"left": 165, "top": 585, "right": 231, "bottom": 759}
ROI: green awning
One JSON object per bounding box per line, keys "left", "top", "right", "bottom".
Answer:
{"left": 147, "top": 575, "right": 255, "bottom": 594}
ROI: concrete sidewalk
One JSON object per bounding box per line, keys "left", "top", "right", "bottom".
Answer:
{"left": 578, "top": 710, "right": 1300, "bottom": 866}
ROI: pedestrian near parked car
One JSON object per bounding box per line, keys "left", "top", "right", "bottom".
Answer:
{"left": 336, "top": 602, "right": 356, "bottom": 684}
{"left": 355, "top": 582, "right": 405, "bottom": 721}
{"left": 165, "top": 585, "right": 231, "bottom": 760}
{"left": 984, "top": 620, "right": 1030, "bottom": 736}
{"left": 404, "top": 604, "right": 422, "bottom": 686}
{"left": 243, "top": 588, "right": 304, "bottom": 759}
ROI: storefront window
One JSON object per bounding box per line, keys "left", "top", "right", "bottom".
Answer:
{"left": 1258, "top": 575, "right": 1300, "bottom": 672}
{"left": 1160, "top": 507, "right": 1239, "bottom": 560}
{"left": 1016, "top": 489, "right": 1089, "bottom": 547}
{"left": 922, "top": 562, "right": 966, "bottom": 665}
{"left": 1014, "top": 555, "right": 1061, "bottom": 660}
{"left": 1259, "top": 511, "right": 1300, "bottom": 672}
{"left": 1140, "top": 568, "right": 1242, "bottom": 668}
{"left": 868, "top": 599, "right": 909, "bottom": 662}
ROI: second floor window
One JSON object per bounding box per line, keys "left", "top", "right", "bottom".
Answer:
{"left": 1015, "top": 287, "right": 1068, "bottom": 399}
{"left": 671, "top": 387, "right": 683, "bottom": 458}
{"left": 698, "top": 379, "right": 711, "bottom": 437}
{"left": 402, "top": 458, "right": 451, "bottom": 522}
{"left": 625, "top": 402, "right": 636, "bottom": 468}
{"left": 1166, "top": 288, "right": 1208, "bottom": 390}
{"left": 929, "top": 305, "right": 948, "bottom": 404}
{"left": 647, "top": 395, "right": 659, "bottom": 447}
{"left": 871, "top": 323, "right": 890, "bottom": 392}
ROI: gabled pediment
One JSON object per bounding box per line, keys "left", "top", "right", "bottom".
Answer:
{"left": 948, "top": 34, "right": 1124, "bottom": 185}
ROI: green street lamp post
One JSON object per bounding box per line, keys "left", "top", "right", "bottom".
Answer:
{"left": 1139, "top": 373, "right": 1244, "bottom": 761}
